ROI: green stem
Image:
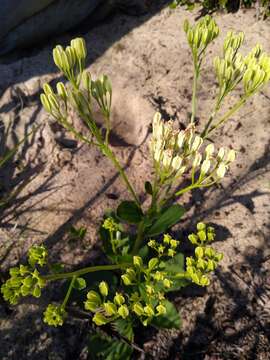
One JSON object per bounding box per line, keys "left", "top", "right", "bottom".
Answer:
{"left": 204, "top": 97, "right": 247, "bottom": 138}
{"left": 104, "top": 147, "right": 140, "bottom": 207}
{"left": 191, "top": 60, "right": 199, "bottom": 124}
{"left": 132, "top": 221, "right": 145, "bottom": 255}
{"left": 175, "top": 183, "right": 199, "bottom": 197}
{"left": 43, "top": 263, "right": 130, "bottom": 282}
{"left": 62, "top": 275, "right": 76, "bottom": 308}
{"left": 73, "top": 111, "right": 139, "bottom": 207}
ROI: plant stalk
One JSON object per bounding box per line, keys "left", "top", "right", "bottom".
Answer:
{"left": 43, "top": 263, "right": 130, "bottom": 282}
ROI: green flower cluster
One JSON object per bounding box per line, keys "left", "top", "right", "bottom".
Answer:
{"left": 102, "top": 217, "right": 119, "bottom": 233}
{"left": 149, "top": 112, "right": 236, "bottom": 192}
{"left": 1, "top": 245, "right": 47, "bottom": 305}
{"left": 28, "top": 245, "right": 48, "bottom": 267}
{"left": 40, "top": 37, "right": 112, "bottom": 136}
{"left": 214, "top": 31, "right": 270, "bottom": 100}
{"left": 1, "top": 265, "right": 46, "bottom": 304}
{"left": 188, "top": 222, "right": 215, "bottom": 246}
{"left": 85, "top": 251, "right": 175, "bottom": 327}
{"left": 43, "top": 304, "right": 66, "bottom": 327}
{"left": 148, "top": 234, "right": 180, "bottom": 257}
{"left": 184, "top": 15, "right": 219, "bottom": 59}
{"left": 186, "top": 223, "right": 223, "bottom": 286}
{"left": 85, "top": 281, "right": 130, "bottom": 326}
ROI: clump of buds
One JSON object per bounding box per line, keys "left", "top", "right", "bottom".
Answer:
{"left": 186, "top": 223, "right": 223, "bottom": 286}
{"left": 40, "top": 38, "right": 112, "bottom": 145}
{"left": 148, "top": 234, "right": 180, "bottom": 258}
{"left": 149, "top": 112, "right": 236, "bottom": 200}
{"left": 43, "top": 304, "right": 66, "bottom": 327}
{"left": 1, "top": 245, "right": 48, "bottom": 305}
{"left": 214, "top": 30, "right": 270, "bottom": 101}
{"left": 184, "top": 15, "right": 219, "bottom": 62}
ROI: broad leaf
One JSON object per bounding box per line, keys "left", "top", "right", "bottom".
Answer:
{"left": 160, "top": 253, "right": 185, "bottom": 273}
{"left": 147, "top": 205, "right": 185, "bottom": 236}
{"left": 117, "top": 201, "right": 143, "bottom": 224}
{"left": 152, "top": 300, "right": 181, "bottom": 329}
{"left": 160, "top": 253, "right": 189, "bottom": 292}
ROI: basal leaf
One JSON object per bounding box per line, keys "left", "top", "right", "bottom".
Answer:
{"left": 147, "top": 205, "right": 185, "bottom": 236}
{"left": 117, "top": 201, "right": 143, "bottom": 224}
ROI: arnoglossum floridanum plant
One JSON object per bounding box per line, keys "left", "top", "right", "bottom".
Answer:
{"left": 2, "top": 16, "right": 270, "bottom": 357}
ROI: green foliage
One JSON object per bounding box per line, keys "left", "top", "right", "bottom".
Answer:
{"left": 170, "top": 0, "right": 270, "bottom": 18}
{"left": 151, "top": 300, "right": 181, "bottom": 329}
{"left": 2, "top": 16, "right": 270, "bottom": 359}
{"left": 117, "top": 201, "right": 143, "bottom": 224}
{"left": 147, "top": 205, "right": 186, "bottom": 237}
{"left": 88, "top": 332, "right": 132, "bottom": 360}
{"left": 69, "top": 225, "right": 87, "bottom": 240}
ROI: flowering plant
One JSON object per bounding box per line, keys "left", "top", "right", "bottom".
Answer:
{"left": 2, "top": 16, "right": 270, "bottom": 358}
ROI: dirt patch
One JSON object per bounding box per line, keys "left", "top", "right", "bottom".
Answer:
{"left": 0, "top": 3, "right": 270, "bottom": 359}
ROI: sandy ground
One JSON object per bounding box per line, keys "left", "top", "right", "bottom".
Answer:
{"left": 0, "top": 2, "right": 270, "bottom": 359}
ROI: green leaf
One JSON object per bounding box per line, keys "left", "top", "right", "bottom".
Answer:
{"left": 117, "top": 201, "right": 143, "bottom": 224}
{"left": 88, "top": 333, "right": 132, "bottom": 360}
{"left": 69, "top": 226, "right": 87, "bottom": 240}
{"left": 152, "top": 300, "right": 181, "bottom": 329}
{"left": 113, "top": 318, "right": 134, "bottom": 342}
{"left": 138, "top": 245, "right": 149, "bottom": 260}
{"left": 160, "top": 253, "right": 185, "bottom": 273}
{"left": 160, "top": 253, "right": 189, "bottom": 292}
{"left": 144, "top": 181, "right": 153, "bottom": 195}
{"left": 73, "top": 277, "right": 86, "bottom": 290}
{"left": 147, "top": 205, "right": 185, "bottom": 236}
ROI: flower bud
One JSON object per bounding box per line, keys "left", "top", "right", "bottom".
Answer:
{"left": 93, "top": 312, "right": 107, "bottom": 326}
{"left": 43, "top": 83, "right": 54, "bottom": 97}
{"left": 200, "top": 275, "right": 210, "bottom": 287}
{"left": 163, "top": 278, "right": 172, "bottom": 288}
{"left": 114, "top": 292, "right": 125, "bottom": 306}
{"left": 144, "top": 304, "right": 155, "bottom": 317}
{"left": 48, "top": 93, "right": 60, "bottom": 112}
{"left": 193, "top": 153, "right": 202, "bottom": 168}
{"left": 205, "top": 143, "right": 215, "bottom": 158}
{"left": 171, "top": 155, "right": 183, "bottom": 171}
{"left": 85, "top": 290, "right": 101, "bottom": 310}
{"left": 133, "top": 256, "right": 143, "bottom": 268}
{"left": 148, "top": 257, "right": 159, "bottom": 270}
{"left": 217, "top": 147, "right": 225, "bottom": 161}
{"left": 200, "top": 159, "right": 211, "bottom": 175}
{"left": 65, "top": 46, "right": 76, "bottom": 69}
{"left": 71, "top": 38, "right": 87, "bottom": 61}
{"left": 99, "top": 281, "right": 109, "bottom": 297}
{"left": 118, "top": 304, "right": 129, "bottom": 319}
{"left": 103, "top": 302, "right": 117, "bottom": 316}
{"left": 195, "top": 246, "right": 204, "bottom": 259}
{"left": 133, "top": 302, "right": 144, "bottom": 316}
{"left": 121, "top": 274, "right": 132, "bottom": 286}
{"left": 216, "top": 162, "right": 226, "bottom": 178}
{"left": 156, "top": 304, "right": 166, "bottom": 316}
{"left": 56, "top": 82, "right": 68, "bottom": 102}
{"left": 53, "top": 45, "right": 64, "bottom": 70}
{"left": 191, "top": 136, "right": 203, "bottom": 152}
{"left": 40, "top": 94, "right": 51, "bottom": 113}
{"left": 81, "top": 71, "right": 92, "bottom": 91}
